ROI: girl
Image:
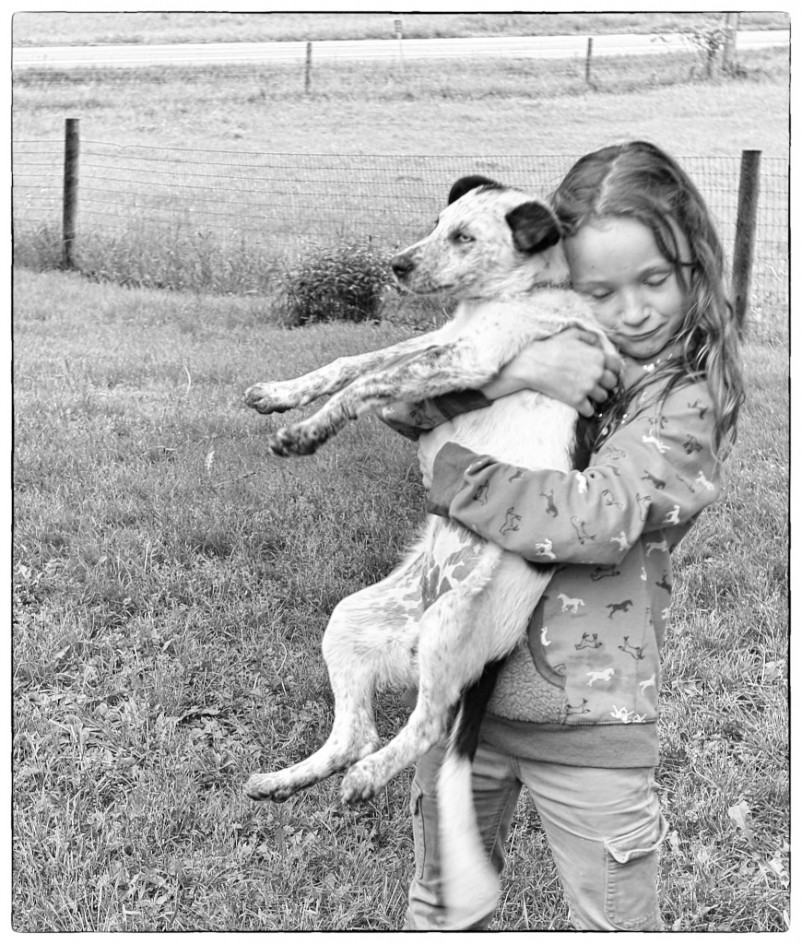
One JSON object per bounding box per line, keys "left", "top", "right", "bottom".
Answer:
{"left": 387, "top": 141, "right": 744, "bottom": 930}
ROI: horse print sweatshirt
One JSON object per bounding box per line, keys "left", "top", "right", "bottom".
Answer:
{"left": 384, "top": 357, "right": 723, "bottom": 769}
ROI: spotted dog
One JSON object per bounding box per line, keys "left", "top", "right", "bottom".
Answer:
{"left": 244, "top": 176, "right": 613, "bottom": 928}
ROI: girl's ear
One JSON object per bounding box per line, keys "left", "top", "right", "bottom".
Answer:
{"left": 447, "top": 175, "right": 499, "bottom": 205}
{"left": 506, "top": 202, "right": 561, "bottom": 254}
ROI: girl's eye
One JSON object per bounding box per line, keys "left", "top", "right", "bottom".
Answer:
{"left": 644, "top": 273, "right": 670, "bottom": 288}
{"left": 589, "top": 289, "right": 613, "bottom": 301}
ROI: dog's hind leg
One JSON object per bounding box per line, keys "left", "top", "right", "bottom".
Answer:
{"left": 245, "top": 550, "right": 424, "bottom": 802}
{"left": 340, "top": 550, "right": 502, "bottom": 803}
{"left": 340, "top": 550, "right": 550, "bottom": 803}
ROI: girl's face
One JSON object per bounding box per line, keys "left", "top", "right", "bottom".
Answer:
{"left": 564, "top": 216, "right": 690, "bottom": 362}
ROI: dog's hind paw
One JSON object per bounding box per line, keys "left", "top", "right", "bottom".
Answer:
{"left": 340, "top": 760, "right": 386, "bottom": 804}
{"left": 244, "top": 383, "right": 298, "bottom": 415}
{"left": 244, "top": 772, "right": 298, "bottom": 803}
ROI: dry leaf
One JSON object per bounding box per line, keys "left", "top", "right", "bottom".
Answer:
{"left": 728, "top": 800, "right": 756, "bottom": 844}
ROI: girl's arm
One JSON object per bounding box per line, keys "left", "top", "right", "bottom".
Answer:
{"left": 422, "top": 380, "right": 721, "bottom": 565}
{"left": 379, "top": 328, "right": 621, "bottom": 438}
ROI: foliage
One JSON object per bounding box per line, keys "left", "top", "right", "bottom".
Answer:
{"left": 678, "top": 22, "right": 732, "bottom": 78}
{"left": 12, "top": 223, "right": 63, "bottom": 272}
{"left": 274, "top": 242, "right": 392, "bottom": 327}
{"left": 12, "top": 269, "right": 788, "bottom": 931}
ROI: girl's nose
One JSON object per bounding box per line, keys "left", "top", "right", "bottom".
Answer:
{"left": 619, "top": 288, "right": 650, "bottom": 327}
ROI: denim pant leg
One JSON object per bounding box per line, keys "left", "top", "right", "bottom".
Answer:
{"left": 405, "top": 741, "right": 521, "bottom": 930}
{"left": 518, "top": 760, "right": 668, "bottom": 931}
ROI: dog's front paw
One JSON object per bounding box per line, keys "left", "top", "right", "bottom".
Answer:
{"left": 244, "top": 382, "right": 298, "bottom": 415}
{"left": 244, "top": 771, "right": 298, "bottom": 803}
{"left": 267, "top": 422, "right": 328, "bottom": 457}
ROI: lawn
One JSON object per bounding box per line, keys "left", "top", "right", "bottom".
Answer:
{"left": 12, "top": 267, "right": 788, "bottom": 931}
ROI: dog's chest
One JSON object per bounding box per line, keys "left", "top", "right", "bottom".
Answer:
{"left": 444, "top": 391, "right": 578, "bottom": 472}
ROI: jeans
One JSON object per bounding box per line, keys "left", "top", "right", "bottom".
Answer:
{"left": 405, "top": 739, "right": 667, "bottom": 930}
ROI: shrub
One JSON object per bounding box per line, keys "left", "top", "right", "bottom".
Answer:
{"left": 274, "top": 241, "right": 392, "bottom": 326}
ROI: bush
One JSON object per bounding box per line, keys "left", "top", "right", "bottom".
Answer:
{"left": 274, "top": 241, "right": 392, "bottom": 326}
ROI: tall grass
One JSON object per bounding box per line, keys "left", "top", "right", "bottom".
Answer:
{"left": 12, "top": 268, "right": 788, "bottom": 931}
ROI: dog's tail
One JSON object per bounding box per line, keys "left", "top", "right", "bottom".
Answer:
{"left": 437, "top": 660, "right": 504, "bottom": 929}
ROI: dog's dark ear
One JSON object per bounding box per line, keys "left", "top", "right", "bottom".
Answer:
{"left": 447, "top": 175, "right": 499, "bottom": 205}
{"left": 505, "top": 201, "right": 561, "bottom": 254}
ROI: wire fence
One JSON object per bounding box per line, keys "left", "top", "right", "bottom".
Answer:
{"left": 13, "top": 134, "right": 788, "bottom": 323}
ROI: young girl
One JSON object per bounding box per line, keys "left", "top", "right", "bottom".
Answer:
{"left": 386, "top": 141, "right": 744, "bottom": 930}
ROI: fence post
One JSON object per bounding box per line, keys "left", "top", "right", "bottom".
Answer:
{"left": 395, "top": 17, "right": 404, "bottom": 74}
{"left": 305, "top": 41, "right": 312, "bottom": 93}
{"left": 62, "top": 117, "right": 80, "bottom": 269}
{"left": 585, "top": 37, "right": 594, "bottom": 87}
{"left": 722, "top": 12, "right": 739, "bottom": 73}
{"left": 732, "top": 149, "right": 761, "bottom": 333}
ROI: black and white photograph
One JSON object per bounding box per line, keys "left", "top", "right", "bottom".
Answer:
{"left": 11, "top": 5, "right": 790, "bottom": 932}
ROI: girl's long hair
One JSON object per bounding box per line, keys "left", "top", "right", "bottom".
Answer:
{"left": 551, "top": 140, "right": 745, "bottom": 456}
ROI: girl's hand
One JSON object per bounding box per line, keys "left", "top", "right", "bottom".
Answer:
{"left": 482, "top": 327, "right": 622, "bottom": 417}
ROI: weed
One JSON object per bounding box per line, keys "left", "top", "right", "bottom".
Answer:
{"left": 274, "top": 242, "right": 392, "bottom": 327}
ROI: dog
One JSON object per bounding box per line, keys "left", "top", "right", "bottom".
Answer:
{"left": 243, "top": 176, "right": 612, "bottom": 928}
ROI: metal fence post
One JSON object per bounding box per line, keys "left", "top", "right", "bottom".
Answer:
{"left": 732, "top": 149, "right": 761, "bottom": 333}
{"left": 305, "top": 42, "right": 312, "bottom": 93}
{"left": 62, "top": 117, "right": 80, "bottom": 268}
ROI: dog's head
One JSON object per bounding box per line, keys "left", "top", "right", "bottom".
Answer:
{"left": 391, "top": 175, "right": 570, "bottom": 299}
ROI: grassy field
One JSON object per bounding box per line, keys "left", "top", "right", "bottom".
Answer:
{"left": 12, "top": 38, "right": 790, "bottom": 318}
{"left": 12, "top": 265, "right": 789, "bottom": 931}
{"left": 13, "top": 48, "right": 789, "bottom": 158}
{"left": 11, "top": 10, "right": 790, "bottom": 46}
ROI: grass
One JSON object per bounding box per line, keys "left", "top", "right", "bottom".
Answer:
{"left": 12, "top": 268, "right": 789, "bottom": 931}
{"left": 13, "top": 47, "right": 789, "bottom": 158}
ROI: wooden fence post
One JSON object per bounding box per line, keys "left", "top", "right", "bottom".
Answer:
{"left": 723, "top": 12, "right": 739, "bottom": 73}
{"left": 395, "top": 17, "right": 404, "bottom": 74}
{"left": 305, "top": 42, "right": 312, "bottom": 93}
{"left": 585, "top": 37, "right": 594, "bottom": 87}
{"left": 62, "top": 117, "right": 80, "bottom": 269}
{"left": 732, "top": 149, "right": 761, "bottom": 333}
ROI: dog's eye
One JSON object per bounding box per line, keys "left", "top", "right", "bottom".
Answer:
{"left": 453, "top": 231, "right": 475, "bottom": 244}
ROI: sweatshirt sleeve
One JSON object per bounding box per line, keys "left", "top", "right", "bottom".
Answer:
{"left": 378, "top": 390, "right": 493, "bottom": 441}
{"left": 426, "top": 380, "right": 722, "bottom": 565}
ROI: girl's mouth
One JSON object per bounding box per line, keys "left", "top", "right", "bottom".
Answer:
{"left": 624, "top": 325, "right": 663, "bottom": 343}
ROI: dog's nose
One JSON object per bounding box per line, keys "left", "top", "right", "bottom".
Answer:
{"left": 391, "top": 254, "right": 415, "bottom": 279}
